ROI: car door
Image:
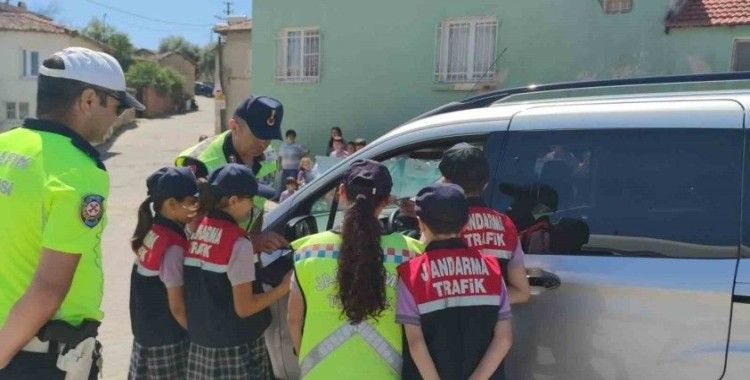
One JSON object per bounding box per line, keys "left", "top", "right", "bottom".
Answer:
{"left": 489, "top": 100, "right": 744, "bottom": 379}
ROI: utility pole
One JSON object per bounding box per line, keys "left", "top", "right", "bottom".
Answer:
{"left": 223, "top": 1, "right": 233, "bottom": 17}
{"left": 102, "top": 12, "right": 107, "bottom": 39}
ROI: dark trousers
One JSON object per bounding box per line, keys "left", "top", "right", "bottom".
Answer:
{"left": 0, "top": 351, "right": 99, "bottom": 380}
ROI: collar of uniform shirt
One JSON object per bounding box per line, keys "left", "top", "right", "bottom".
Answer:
{"left": 22, "top": 118, "right": 106, "bottom": 171}
{"left": 153, "top": 214, "right": 187, "bottom": 239}
{"left": 223, "top": 133, "right": 263, "bottom": 175}
{"left": 424, "top": 237, "right": 467, "bottom": 252}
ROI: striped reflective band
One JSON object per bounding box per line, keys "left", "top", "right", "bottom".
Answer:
{"left": 183, "top": 257, "right": 229, "bottom": 273}
{"left": 135, "top": 263, "right": 159, "bottom": 277}
{"left": 483, "top": 248, "right": 512, "bottom": 259}
{"left": 295, "top": 244, "right": 418, "bottom": 264}
{"left": 417, "top": 295, "right": 500, "bottom": 315}
{"left": 299, "top": 321, "right": 401, "bottom": 377}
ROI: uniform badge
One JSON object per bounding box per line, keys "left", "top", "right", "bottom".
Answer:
{"left": 80, "top": 194, "right": 105, "bottom": 228}
{"left": 267, "top": 110, "right": 276, "bottom": 126}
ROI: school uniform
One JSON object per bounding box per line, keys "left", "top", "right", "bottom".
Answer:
{"left": 129, "top": 215, "right": 190, "bottom": 379}
{"left": 184, "top": 210, "right": 272, "bottom": 379}
{"left": 397, "top": 238, "right": 511, "bottom": 380}
{"left": 396, "top": 183, "right": 512, "bottom": 380}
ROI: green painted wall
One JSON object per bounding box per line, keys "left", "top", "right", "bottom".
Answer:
{"left": 252, "top": 0, "right": 750, "bottom": 154}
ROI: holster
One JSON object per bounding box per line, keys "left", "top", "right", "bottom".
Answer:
{"left": 37, "top": 320, "right": 101, "bottom": 380}
{"left": 37, "top": 319, "right": 100, "bottom": 354}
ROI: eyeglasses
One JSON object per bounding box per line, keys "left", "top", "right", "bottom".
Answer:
{"left": 98, "top": 89, "right": 129, "bottom": 115}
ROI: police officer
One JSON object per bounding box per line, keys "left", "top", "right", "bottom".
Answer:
{"left": 175, "top": 95, "right": 286, "bottom": 252}
{"left": 287, "top": 159, "right": 423, "bottom": 379}
{"left": 0, "top": 47, "right": 145, "bottom": 379}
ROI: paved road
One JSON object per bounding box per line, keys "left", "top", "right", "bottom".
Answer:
{"left": 98, "top": 97, "right": 214, "bottom": 379}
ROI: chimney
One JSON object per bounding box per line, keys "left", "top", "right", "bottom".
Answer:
{"left": 17, "top": 1, "right": 26, "bottom": 9}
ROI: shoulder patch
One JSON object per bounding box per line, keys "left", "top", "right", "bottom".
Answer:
{"left": 80, "top": 194, "right": 105, "bottom": 228}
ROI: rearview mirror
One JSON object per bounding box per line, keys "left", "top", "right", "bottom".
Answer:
{"left": 285, "top": 215, "right": 318, "bottom": 242}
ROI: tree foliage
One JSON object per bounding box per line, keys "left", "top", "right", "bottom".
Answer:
{"left": 125, "top": 61, "right": 184, "bottom": 100}
{"left": 197, "top": 43, "right": 216, "bottom": 82}
{"left": 82, "top": 18, "right": 134, "bottom": 71}
{"left": 158, "top": 36, "right": 200, "bottom": 63}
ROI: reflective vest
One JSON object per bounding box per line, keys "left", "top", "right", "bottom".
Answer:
{"left": 184, "top": 213, "right": 270, "bottom": 347}
{"left": 175, "top": 131, "right": 277, "bottom": 227}
{"left": 460, "top": 205, "right": 519, "bottom": 279}
{"left": 130, "top": 219, "right": 188, "bottom": 346}
{"left": 291, "top": 231, "right": 423, "bottom": 379}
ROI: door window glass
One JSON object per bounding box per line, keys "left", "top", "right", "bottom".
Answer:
{"left": 491, "top": 128, "right": 742, "bottom": 258}
{"left": 309, "top": 141, "right": 480, "bottom": 232}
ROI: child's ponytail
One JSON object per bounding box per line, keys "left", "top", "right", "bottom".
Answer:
{"left": 131, "top": 197, "right": 155, "bottom": 253}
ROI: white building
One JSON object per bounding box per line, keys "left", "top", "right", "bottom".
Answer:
{"left": 0, "top": 2, "right": 109, "bottom": 131}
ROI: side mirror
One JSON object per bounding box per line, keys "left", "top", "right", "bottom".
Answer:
{"left": 286, "top": 215, "right": 318, "bottom": 242}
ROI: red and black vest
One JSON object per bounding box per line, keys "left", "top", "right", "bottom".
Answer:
{"left": 129, "top": 216, "right": 189, "bottom": 346}
{"left": 398, "top": 238, "right": 505, "bottom": 380}
{"left": 183, "top": 211, "right": 270, "bottom": 347}
{"left": 460, "top": 197, "right": 519, "bottom": 279}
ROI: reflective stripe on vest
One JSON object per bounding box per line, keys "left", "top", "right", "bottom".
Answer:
{"left": 299, "top": 321, "right": 401, "bottom": 377}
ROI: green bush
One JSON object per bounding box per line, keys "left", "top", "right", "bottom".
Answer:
{"left": 126, "top": 61, "right": 184, "bottom": 100}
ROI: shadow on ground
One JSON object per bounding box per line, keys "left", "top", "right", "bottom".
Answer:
{"left": 97, "top": 121, "right": 139, "bottom": 161}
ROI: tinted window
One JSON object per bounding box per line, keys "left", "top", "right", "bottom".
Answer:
{"left": 490, "top": 129, "right": 742, "bottom": 258}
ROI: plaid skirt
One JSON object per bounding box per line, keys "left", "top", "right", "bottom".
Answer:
{"left": 187, "top": 337, "right": 271, "bottom": 380}
{"left": 128, "top": 339, "right": 189, "bottom": 380}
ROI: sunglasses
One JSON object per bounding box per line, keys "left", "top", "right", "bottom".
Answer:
{"left": 98, "top": 89, "right": 129, "bottom": 115}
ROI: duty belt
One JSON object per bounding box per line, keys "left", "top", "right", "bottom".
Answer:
{"left": 299, "top": 321, "right": 401, "bottom": 377}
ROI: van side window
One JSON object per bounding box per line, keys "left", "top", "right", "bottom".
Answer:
{"left": 490, "top": 128, "right": 742, "bottom": 258}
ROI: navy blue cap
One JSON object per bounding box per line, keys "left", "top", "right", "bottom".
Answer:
{"left": 415, "top": 183, "right": 469, "bottom": 229}
{"left": 146, "top": 167, "right": 198, "bottom": 200}
{"left": 233, "top": 95, "right": 284, "bottom": 141}
{"left": 208, "top": 163, "right": 259, "bottom": 198}
{"left": 344, "top": 159, "right": 392, "bottom": 199}
{"left": 439, "top": 142, "right": 489, "bottom": 183}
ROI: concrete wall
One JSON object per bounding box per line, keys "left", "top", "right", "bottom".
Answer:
{"left": 141, "top": 86, "right": 174, "bottom": 118}
{"left": 222, "top": 28, "right": 253, "bottom": 117}
{"left": 159, "top": 53, "right": 196, "bottom": 97}
{"left": 0, "top": 31, "right": 104, "bottom": 131}
{"left": 252, "top": 0, "right": 750, "bottom": 154}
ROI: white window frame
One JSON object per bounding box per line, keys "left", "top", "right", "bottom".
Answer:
{"left": 22, "top": 50, "right": 40, "bottom": 78}
{"left": 602, "top": 0, "right": 633, "bottom": 14}
{"left": 435, "top": 16, "right": 498, "bottom": 84}
{"left": 732, "top": 38, "right": 750, "bottom": 72}
{"left": 5, "top": 101, "right": 29, "bottom": 120}
{"left": 277, "top": 27, "right": 320, "bottom": 83}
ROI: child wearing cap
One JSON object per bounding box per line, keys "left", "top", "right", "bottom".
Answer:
{"left": 183, "top": 163, "right": 291, "bottom": 380}
{"left": 279, "top": 176, "right": 299, "bottom": 202}
{"left": 129, "top": 167, "right": 200, "bottom": 379}
{"left": 287, "top": 159, "right": 422, "bottom": 379}
{"left": 397, "top": 183, "right": 513, "bottom": 380}
{"left": 440, "top": 142, "right": 530, "bottom": 305}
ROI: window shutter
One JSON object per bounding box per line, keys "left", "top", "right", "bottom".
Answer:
{"left": 22, "top": 50, "right": 27, "bottom": 76}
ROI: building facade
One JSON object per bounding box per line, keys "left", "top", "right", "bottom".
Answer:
{"left": 215, "top": 17, "right": 253, "bottom": 118}
{"left": 0, "top": 2, "right": 110, "bottom": 131}
{"left": 251, "top": 0, "right": 750, "bottom": 153}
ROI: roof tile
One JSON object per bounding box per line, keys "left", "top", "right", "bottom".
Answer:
{"left": 666, "top": 0, "right": 750, "bottom": 28}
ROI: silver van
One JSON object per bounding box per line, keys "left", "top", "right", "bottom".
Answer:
{"left": 263, "top": 73, "right": 750, "bottom": 379}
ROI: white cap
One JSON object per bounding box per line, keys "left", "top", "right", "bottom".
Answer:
{"left": 39, "top": 47, "right": 145, "bottom": 111}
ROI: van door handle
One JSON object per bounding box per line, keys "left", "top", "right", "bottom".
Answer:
{"left": 527, "top": 268, "right": 561, "bottom": 290}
